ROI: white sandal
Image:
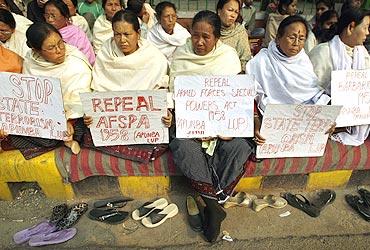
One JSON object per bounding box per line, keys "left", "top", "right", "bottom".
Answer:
{"left": 131, "top": 198, "right": 168, "bottom": 221}
{"left": 141, "top": 203, "right": 178, "bottom": 228}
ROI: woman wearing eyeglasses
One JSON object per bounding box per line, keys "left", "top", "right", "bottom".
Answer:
{"left": 0, "top": 9, "right": 29, "bottom": 58}
{"left": 44, "top": 0, "right": 95, "bottom": 65}
{"left": 246, "top": 15, "right": 330, "bottom": 145}
{"left": 8, "top": 22, "right": 92, "bottom": 155}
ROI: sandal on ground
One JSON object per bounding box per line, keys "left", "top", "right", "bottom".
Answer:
{"left": 224, "top": 192, "right": 257, "bottom": 209}
{"left": 132, "top": 198, "right": 168, "bottom": 221}
{"left": 141, "top": 204, "right": 179, "bottom": 228}
{"left": 56, "top": 203, "right": 88, "bottom": 231}
{"left": 186, "top": 196, "right": 202, "bottom": 232}
{"left": 88, "top": 208, "right": 129, "bottom": 224}
{"left": 358, "top": 188, "right": 370, "bottom": 207}
{"left": 282, "top": 193, "right": 320, "bottom": 217}
{"left": 28, "top": 228, "right": 77, "bottom": 247}
{"left": 13, "top": 221, "right": 56, "bottom": 244}
{"left": 252, "top": 195, "right": 287, "bottom": 212}
{"left": 310, "top": 189, "right": 336, "bottom": 210}
{"left": 93, "top": 196, "right": 133, "bottom": 209}
{"left": 345, "top": 194, "right": 370, "bottom": 221}
{"left": 50, "top": 204, "right": 69, "bottom": 225}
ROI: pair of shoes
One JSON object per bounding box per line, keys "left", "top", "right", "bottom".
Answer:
{"left": 88, "top": 197, "right": 133, "bottom": 224}
{"left": 132, "top": 198, "right": 179, "bottom": 228}
{"left": 202, "top": 197, "right": 226, "bottom": 243}
{"left": 345, "top": 188, "right": 370, "bottom": 221}
{"left": 186, "top": 196, "right": 203, "bottom": 232}
{"left": 55, "top": 203, "right": 88, "bottom": 230}
{"left": 282, "top": 189, "right": 336, "bottom": 217}
{"left": 13, "top": 221, "right": 76, "bottom": 246}
{"left": 252, "top": 195, "right": 287, "bottom": 212}
{"left": 224, "top": 192, "right": 257, "bottom": 209}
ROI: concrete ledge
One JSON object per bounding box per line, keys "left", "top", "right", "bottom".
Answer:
{"left": 306, "top": 170, "right": 353, "bottom": 190}
{"left": 235, "top": 176, "right": 263, "bottom": 191}
{"left": 118, "top": 176, "right": 170, "bottom": 198}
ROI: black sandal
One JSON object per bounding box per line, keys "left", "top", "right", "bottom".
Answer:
{"left": 282, "top": 193, "right": 320, "bottom": 217}
{"left": 93, "top": 196, "right": 133, "bottom": 209}
{"left": 88, "top": 208, "right": 129, "bottom": 224}
{"left": 358, "top": 188, "right": 370, "bottom": 207}
{"left": 345, "top": 194, "right": 370, "bottom": 221}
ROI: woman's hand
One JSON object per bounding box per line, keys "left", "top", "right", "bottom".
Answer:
{"left": 0, "top": 129, "right": 8, "bottom": 140}
{"left": 65, "top": 120, "right": 75, "bottom": 141}
{"left": 161, "top": 109, "right": 173, "bottom": 128}
{"left": 83, "top": 115, "right": 93, "bottom": 127}
{"left": 198, "top": 137, "right": 214, "bottom": 142}
{"left": 254, "top": 115, "right": 266, "bottom": 145}
{"left": 325, "top": 122, "right": 337, "bottom": 137}
{"left": 142, "top": 11, "right": 150, "bottom": 24}
{"left": 218, "top": 136, "right": 233, "bottom": 141}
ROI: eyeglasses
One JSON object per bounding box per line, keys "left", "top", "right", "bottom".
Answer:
{"left": 0, "top": 30, "right": 12, "bottom": 35}
{"left": 287, "top": 35, "right": 306, "bottom": 45}
{"left": 41, "top": 40, "right": 65, "bottom": 52}
{"left": 43, "top": 13, "right": 62, "bottom": 20}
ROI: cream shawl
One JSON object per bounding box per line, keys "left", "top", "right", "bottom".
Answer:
{"left": 12, "top": 13, "right": 32, "bottom": 34}
{"left": 22, "top": 45, "right": 92, "bottom": 119}
{"left": 92, "top": 14, "right": 113, "bottom": 53}
{"left": 329, "top": 35, "right": 370, "bottom": 146}
{"left": 147, "top": 22, "right": 190, "bottom": 62}
{"left": 263, "top": 13, "right": 289, "bottom": 47}
{"left": 71, "top": 14, "right": 93, "bottom": 42}
{"left": 92, "top": 38, "right": 169, "bottom": 92}
{"left": 144, "top": 3, "right": 157, "bottom": 29}
{"left": 1, "top": 30, "right": 29, "bottom": 58}
{"left": 170, "top": 38, "right": 241, "bottom": 91}
{"left": 247, "top": 41, "right": 329, "bottom": 113}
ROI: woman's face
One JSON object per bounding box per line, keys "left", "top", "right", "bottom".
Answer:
{"left": 37, "top": 32, "right": 66, "bottom": 64}
{"left": 191, "top": 21, "right": 218, "bottom": 56}
{"left": 322, "top": 15, "right": 338, "bottom": 29}
{"left": 104, "top": 0, "right": 121, "bottom": 21}
{"left": 316, "top": 2, "right": 329, "bottom": 18}
{"left": 44, "top": 4, "right": 68, "bottom": 30}
{"left": 159, "top": 6, "right": 177, "bottom": 34}
{"left": 347, "top": 16, "right": 370, "bottom": 46}
{"left": 113, "top": 20, "right": 140, "bottom": 56}
{"left": 276, "top": 21, "right": 306, "bottom": 57}
{"left": 218, "top": 0, "right": 239, "bottom": 27}
{"left": 285, "top": 0, "right": 298, "bottom": 16}
{"left": 0, "top": 21, "right": 14, "bottom": 43}
{"left": 62, "top": 0, "right": 76, "bottom": 16}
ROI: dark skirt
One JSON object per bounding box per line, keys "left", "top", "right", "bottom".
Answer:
{"left": 170, "top": 138, "right": 255, "bottom": 201}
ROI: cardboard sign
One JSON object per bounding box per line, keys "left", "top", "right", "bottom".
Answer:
{"left": 0, "top": 72, "right": 67, "bottom": 139}
{"left": 80, "top": 90, "right": 168, "bottom": 146}
{"left": 331, "top": 69, "right": 370, "bottom": 127}
{"left": 256, "top": 104, "right": 342, "bottom": 158}
{"left": 174, "top": 75, "right": 255, "bottom": 138}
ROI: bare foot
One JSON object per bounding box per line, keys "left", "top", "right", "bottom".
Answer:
{"left": 64, "top": 140, "right": 81, "bottom": 154}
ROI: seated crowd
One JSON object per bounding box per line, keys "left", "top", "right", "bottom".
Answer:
{"left": 1, "top": 0, "right": 370, "bottom": 243}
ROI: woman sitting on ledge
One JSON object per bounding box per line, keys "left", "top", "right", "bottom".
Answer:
{"left": 170, "top": 10, "right": 254, "bottom": 243}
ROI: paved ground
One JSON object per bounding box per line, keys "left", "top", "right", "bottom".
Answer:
{"left": 1, "top": 178, "right": 370, "bottom": 249}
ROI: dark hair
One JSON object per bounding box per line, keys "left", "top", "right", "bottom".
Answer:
{"left": 276, "top": 15, "right": 309, "bottom": 39}
{"left": 192, "top": 10, "right": 221, "bottom": 38}
{"left": 313, "top": 10, "right": 338, "bottom": 43}
{"left": 216, "top": 0, "right": 241, "bottom": 12}
{"left": 336, "top": 8, "right": 370, "bottom": 35}
{"left": 315, "top": 0, "right": 334, "bottom": 9}
{"left": 278, "top": 0, "right": 294, "bottom": 14}
{"left": 126, "top": 0, "right": 144, "bottom": 15}
{"left": 26, "top": 22, "right": 62, "bottom": 50}
{"left": 318, "top": 9, "right": 338, "bottom": 28}
{"left": 341, "top": 0, "right": 362, "bottom": 13}
{"left": 111, "top": 9, "right": 140, "bottom": 32}
{"left": 69, "top": 0, "right": 78, "bottom": 8}
{"left": 102, "top": 0, "right": 124, "bottom": 9}
{"left": 4, "top": 0, "right": 23, "bottom": 15}
{"left": 155, "top": 1, "right": 176, "bottom": 19}
{"left": 44, "top": 0, "right": 70, "bottom": 18}
{"left": 0, "top": 8, "right": 16, "bottom": 29}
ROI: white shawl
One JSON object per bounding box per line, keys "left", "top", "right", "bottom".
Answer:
{"left": 71, "top": 14, "right": 93, "bottom": 42}
{"left": 12, "top": 13, "right": 32, "bottom": 34}
{"left": 329, "top": 35, "right": 370, "bottom": 146}
{"left": 246, "top": 40, "right": 330, "bottom": 113}
{"left": 170, "top": 38, "right": 241, "bottom": 91}
{"left": 22, "top": 45, "right": 92, "bottom": 119}
{"left": 1, "top": 30, "right": 29, "bottom": 58}
{"left": 147, "top": 22, "right": 190, "bottom": 62}
{"left": 92, "top": 38, "right": 169, "bottom": 91}
{"left": 92, "top": 14, "right": 112, "bottom": 53}
{"left": 144, "top": 3, "right": 157, "bottom": 29}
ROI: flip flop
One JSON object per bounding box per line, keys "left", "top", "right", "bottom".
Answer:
{"left": 282, "top": 193, "right": 320, "bottom": 217}
{"left": 13, "top": 221, "right": 57, "bottom": 244}
{"left": 141, "top": 203, "right": 179, "bottom": 228}
{"left": 358, "top": 188, "right": 370, "bottom": 207}
{"left": 310, "top": 189, "right": 336, "bottom": 210}
{"left": 28, "top": 228, "right": 77, "bottom": 247}
{"left": 345, "top": 194, "right": 370, "bottom": 221}
{"left": 93, "top": 196, "right": 133, "bottom": 209}
{"left": 50, "top": 204, "right": 69, "bottom": 225}
{"left": 224, "top": 192, "right": 257, "bottom": 209}
{"left": 88, "top": 208, "right": 129, "bottom": 224}
{"left": 186, "top": 196, "right": 202, "bottom": 232}
{"left": 132, "top": 198, "right": 168, "bottom": 221}
{"left": 252, "top": 195, "right": 287, "bottom": 212}
{"left": 56, "top": 203, "right": 88, "bottom": 231}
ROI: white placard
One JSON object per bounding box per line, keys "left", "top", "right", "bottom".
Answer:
{"left": 174, "top": 75, "right": 255, "bottom": 138}
{"left": 256, "top": 104, "right": 342, "bottom": 158}
{"left": 0, "top": 72, "right": 67, "bottom": 139}
{"left": 331, "top": 69, "right": 370, "bottom": 127}
{"left": 80, "top": 90, "right": 168, "bottom": 146}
